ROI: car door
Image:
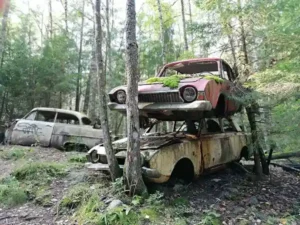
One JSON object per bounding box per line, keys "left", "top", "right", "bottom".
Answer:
{"left": 11, "top": 110, "right": 56, "bottom": 147}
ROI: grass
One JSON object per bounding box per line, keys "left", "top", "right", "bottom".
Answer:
{"left": 203, "top": 75, "right": 224, "bottom": 84}
{"left": 12, "top": 162, "right": 66, "bottom": 183}
{"left": 68, "top": 154, "right": 88, "bottom": 163}
{"left": 0, "top": 177, "right": 28, "bottom": 207}
{"left": 1, "top": 148, "right": 28, "bottom": 160}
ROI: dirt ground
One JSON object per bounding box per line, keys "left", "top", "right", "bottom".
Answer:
{"left": 0, "top": 145, "right": 299, "bottom": 225}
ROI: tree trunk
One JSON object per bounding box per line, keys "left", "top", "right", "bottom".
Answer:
{"left": 188, "top": 0, "right": 193, "bottom": 52}
{"left": 48, "top": 0, "right": 53, "bottom": 38}
{"left": 0, "top": 0, "right": 9, "bottom": 62}
{"left": 64, "top": 0, "right": 68, "bottom": 33}
{"left": 156, "top": 0, "right": 166, "bottom": 64}
{"left": 124, "top": 0, "right": 147, "bottom": 196}
{"left": 246, "top": 103, "right": 269, "bottom": 176}
{"left": 75, "top": 0, "right": 85, "bottom": 111}
{"left": 83, "top": 52, "right": 96, "bottom": 114}
{"left": 180, "top": 0, "right": 188, "bottom": 51}
{"left": 95, "top": 0, "right": 121, "bottom": 181}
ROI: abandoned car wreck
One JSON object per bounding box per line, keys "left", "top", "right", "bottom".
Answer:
{"left": 108, "top": 58, "right": 242, "bottom": 121}
{"left": 4, "top": 107, "right": 103, "bottom": 150}
{"left": 86, "top": 118, "right": 250, "bottom": 183}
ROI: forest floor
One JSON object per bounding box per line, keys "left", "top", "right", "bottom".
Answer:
{"left": 0, "top": 145, "right": 299, "bottom": 225}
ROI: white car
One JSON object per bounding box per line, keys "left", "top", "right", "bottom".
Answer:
{"left": 5, "top": 107, "right": 103, "bottom": 151}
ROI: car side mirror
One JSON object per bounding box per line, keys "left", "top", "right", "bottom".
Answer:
{"left": 93, "top": 119, "right": 101, "bottom": 129}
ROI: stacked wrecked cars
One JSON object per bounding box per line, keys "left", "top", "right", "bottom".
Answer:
{"left": 86, "top": 58, "right": 251, "bottom": 183}
{"left": 4, "top": 107, "right": 103, "bottom": 150}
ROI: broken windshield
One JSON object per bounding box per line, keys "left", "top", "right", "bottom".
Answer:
{"left": 162, "top": 61, "right": 219, "bottom": 77}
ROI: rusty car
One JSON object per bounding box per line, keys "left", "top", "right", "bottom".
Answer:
{"left": 4, "top": 107, "right": 103, "bottom": 151}
{"left": 86, "top": 117, "right": 250, "bottom": 183}
{"left": 108, "top": 58, "right": 242, "bottom": 121}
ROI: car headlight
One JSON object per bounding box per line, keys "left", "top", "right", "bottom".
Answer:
{"left": 116, "top": 90, "right": 126, "bottom": 104}
{"left": 182, "top": 86, "right": 197, "bottom": 102}
{"left": 90, "top": 150, "right": 100, "bottom": 163}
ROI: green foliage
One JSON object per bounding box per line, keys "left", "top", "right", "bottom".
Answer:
{"left": 12, "top": 162, "right": 66, "bottom": 183}
{"left": 146, "top": 75, "right": 188, "bottom": 88}
{"left": 0, "top": 177, "right": 27, "bottom": 207}
{"left": 68, "top": 154, "right": 88, "bottom": 163}
{"left": 199, "top": 210, "right": 221, "bottom": 225}
{"left": 1, "top": 148, "right": 26, "bottom": 160}
{"left": 59, "top": 184, "right": 106, "bottom": 223}
{"left": 98, "top": 206, "right": 139, "bottom": 225}
{"left": 112, "top": 177, "right": 125, "bottom": 194}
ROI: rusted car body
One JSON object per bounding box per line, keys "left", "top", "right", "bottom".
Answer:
{"left": 86, "top": 118, "right": 250, "bottom": 183}
{"left": 108, "top": 58, "right": 242, "bottom": 121}
{"left": 5, "top": 107, "right": 103, "bottom": 150}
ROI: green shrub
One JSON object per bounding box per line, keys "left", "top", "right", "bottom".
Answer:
{"left": 12, "top": 162, "right": 66, "bottom": 183}
{"left": 98, "top": 206, "right": 139, "bottom": 225}
{"left": 0, "top": 177, "right": 27, "bottom": 207}
{"left": 146, "top": 75, "right": 188, "bottom": 88}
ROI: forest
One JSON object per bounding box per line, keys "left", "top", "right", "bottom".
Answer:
{"left": 0, "top": 0, "right": 300, "bottom": 224}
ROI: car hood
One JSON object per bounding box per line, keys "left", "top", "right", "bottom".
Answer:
{"left": 138, "top": 77, "right": 208, "bottom": 93}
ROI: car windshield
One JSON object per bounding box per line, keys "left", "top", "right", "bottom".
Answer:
{"left": 162, "top": 61, "right": 219, "bottom": 77}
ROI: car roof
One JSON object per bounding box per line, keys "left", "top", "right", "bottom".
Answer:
{"left": 31, "top": 107, "right": 89, "bottom": 120}
{"left": 164, "top": 58, "right": 223, "bottom": 68}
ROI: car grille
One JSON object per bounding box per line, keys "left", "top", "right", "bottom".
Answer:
{"left": 138, "top": 92, "right": 183, "bottom": 103}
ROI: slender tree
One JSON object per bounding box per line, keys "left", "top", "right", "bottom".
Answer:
{"left": 95, "top": 0, "right": 121, "bottom": 180}
{"left": 48, "top": 0, "right": 53, "bottom": 38}
{"left": 156, "top": 0, "right": 166, "bottom": 64}
{"left": 75, "top": 0, "right": 85, "bottom": 111}
{"left": 180, "top": 0, "right": 188, "bottom": 51}
{"left": 124, "top": 0, "right": 147, "bottom": 195}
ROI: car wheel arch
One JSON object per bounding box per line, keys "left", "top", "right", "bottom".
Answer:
{"left": 170, "top": 157, "right": 195, "bottom": 182}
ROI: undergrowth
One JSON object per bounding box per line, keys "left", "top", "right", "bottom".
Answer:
{"left": 12, "top": 162, "right": 66, "bottom": 183}
{"left": 68, "top": 154, "right": 88, "bottom": 163}
{"left": 1, "top": 148, "right": 28, "bottom": 160}
{"left": 0, "top": 177, "right": 28, "bottom": 207}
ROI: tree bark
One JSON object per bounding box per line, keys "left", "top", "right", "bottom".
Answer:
{"left": 156, "top": 0, "right": 166, "bottom": 64}
{"left": 0, "top": 0, "right": 9, "bottom": 62}
{"left": 75, "top": 0, "right": 85, "bottom": 111}
{"left": 83, "top": 52, "right": 96, "bottom": 114}
{"left": 124, "top": 0, "right": 147, "bottom": 195}
{"left": 180, "top": 0, "right": 188, "bottom": 51}
{"left": 48, "top": 0, "right": 53, "bottom": 38}
{"left": 95, "top": 0, "right": 121, "bottom": 181}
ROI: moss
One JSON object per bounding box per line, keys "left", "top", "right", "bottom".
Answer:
{"left": 146, "top": 75, "right": 188, "bottom": 89}
{"left": 0, "top": 177, "right": 28, "bottom": 207}
{"left": 203, "top": 75, "right": 224, "bottom": 84}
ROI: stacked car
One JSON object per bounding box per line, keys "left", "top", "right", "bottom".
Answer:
{"left": 86, "top": 58, "right": 250, "bottom": 183}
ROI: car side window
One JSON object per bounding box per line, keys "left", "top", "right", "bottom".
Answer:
{"left": 36, "top": 110, "right": 56, "bottom": 122}
{"left": 25, "top": 111, "right": 37, "bottom": 120}
{"left": 56, "top": 113, "right": 80, "bottom": 125}
{"left": 82, "top": 117, "right": 92, "bottom": 125}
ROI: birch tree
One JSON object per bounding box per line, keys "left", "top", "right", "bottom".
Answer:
{"left": 95, "top": 0, "right": 121, "bottom": 180}
{"left": 180, "top": 0, "right": 188, "bottom": 51}
{"left": 124, "top": 0, "right": 147, "bottom": 195}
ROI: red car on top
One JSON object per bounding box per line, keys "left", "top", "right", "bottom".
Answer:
{"left": 108, "top": 58, "right": 242, "bottom": 121}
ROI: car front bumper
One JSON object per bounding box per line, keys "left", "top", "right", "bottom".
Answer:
{"left": 108, "top": 100, "right": 212, "bottom": 112}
